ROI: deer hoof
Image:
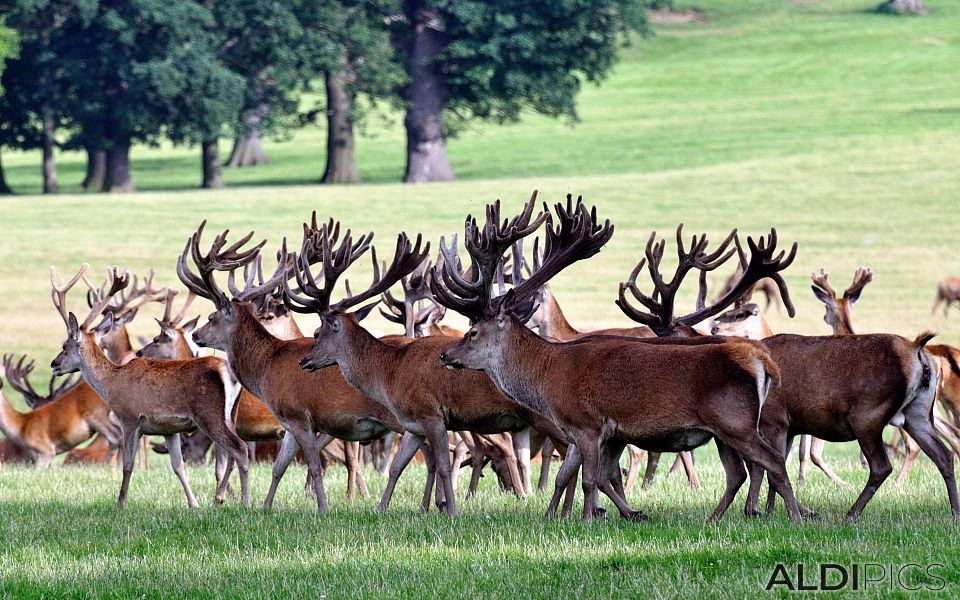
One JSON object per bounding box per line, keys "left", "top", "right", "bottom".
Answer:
{"left": 624, "top": 510, "right": 648, "bottom": 522}
{"left": 592, "top": 506, "right": 608, "bottom": 519}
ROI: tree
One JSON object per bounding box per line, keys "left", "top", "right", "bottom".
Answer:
{"left": 0, "top": 21, "right": 18, "bottom": 194}
{"left": 297, "top": 0, "right": 405, "bottom": 184}
{"left": 391, "top": 0, "right": 650, "bottom": 182}
{"left": 875, "top": 0, "right": 927, "bottom": 15}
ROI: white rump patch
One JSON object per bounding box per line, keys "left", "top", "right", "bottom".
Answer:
{"left": 753, "top": 358, "right": 769, "bottom": 410}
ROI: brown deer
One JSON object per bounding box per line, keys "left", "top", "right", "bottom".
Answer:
{"left": 0, "top": 353, "right": 118, "bottom": 467}
{"left": 49, "top": 264, "right": 251, "bottom": 508}
{"left": 177, "top": 221, "right": 436, "bottom": 513}
{"left": 932, "top": 277, "right": 960, "bottom": 317}
{"left": 432, "top": 195, "right": 803, "bottom": 522}
{"left": 811, "top": 268, "right": 960, "bottom": 486}
{"left": 291, "top": 204, "right": 574, "bottom": 517}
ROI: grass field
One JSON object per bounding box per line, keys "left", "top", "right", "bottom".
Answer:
{"left": 2, "top": 0, "right": 960, "bottom": 597}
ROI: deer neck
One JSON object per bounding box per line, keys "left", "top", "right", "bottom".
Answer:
{"left": 77, "top": 335, "right": 122, "bottom": 405}
{"left": 0, "top": 389, "right": 26, "bottom": 442}
{"left": 543, "top": 293, "right": 579, "bottom": 340}
{"left": 485, "top": 325, "right": 553, "bottom": 415}
{"left": 834, "top": 304, "right": 856, "bottom": 335}
{"left": 334, "top": 325, "right": 397, "bottom": 404}
{"left": 173, "top": 335, "right": 196, "bottom": 360}
{"left": 225, "top": 307, "right": 284, "bottom": 398}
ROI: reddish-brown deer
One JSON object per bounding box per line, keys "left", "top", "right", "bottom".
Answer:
{"left": 49, "top": 264, "right": 251, "bottom": 508}
{"left": 434, "top": 196, "right": 803, "bottom": 522}
{"left": 932, "top": 277, "right": 960, "bottom": 317}
{"left": 292, "top": 204, "right": 573, "bottom": 517}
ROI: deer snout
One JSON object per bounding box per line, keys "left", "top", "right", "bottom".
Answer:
{"left": 439, "top": 352, "right": 463, "bottom": 370}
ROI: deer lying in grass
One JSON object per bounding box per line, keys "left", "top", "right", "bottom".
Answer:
{"left": 0, "top": 353, "right": 117, "bottom": 467}
{"left": 932, "top": 277, "right": 960, "bottom": 317}
{"left": 433, "top": 195, "right": 803, "bottom": 522}
{"left": 49, "top": 264, "right": 251, "bottom": 508}
{"left": 178, "top": 221, "right": 435, "bottom": 512}
{"left": 291, "top": 205, "right": 573, "bottom": 517}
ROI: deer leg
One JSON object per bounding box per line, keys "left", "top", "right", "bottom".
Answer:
{"left": 490, "top": 433, "right": 525, "bottom": 498}
{"left": 538, "top": 439, "right": 554, "bottom": 493}
{"left": 513, "top": 428, "right": 533, "bottom": 496}
{"left": 903, "top": 412, "right": 960, "bottom": 521}
{"left": 846, "top": 430, "right": 893, "bottom": 523}
{"left": 206, "top": 426, "right": 250, "bottom": 508}
{"left": 450, "top": 434, "right": 468, "bottom": 493}
{"left": 420, "top": 439, "right": 447, "bottom": 513}
{"left": 165, "top": 434, "right": 199, "bottom": 509}
{"left": 894, "top": 431, "right": 921, "bottom": 485}
{"left": 679, "top": 451, "right": 701, "bottom": 490}
{"left": 797, "top": 435, "right": 811, "bottom": 487}
{"left": 809, "top": 438, "right": 853, "bottom": 489}
{"left": 344, "top": 441, "right": 359, "bottom": 500}
{"left": 723, "top": 432, "right": 802, "bottom": 523}
{"left": 376, "top": 431, "right": 424, "bottom": 514}
{"left": 546, "top": 442, "right": 579, "bottom": 519}
{"left": 378, "top": 432, "right": 395, "bottom": 475}
{"left": 709, "top": 439, "right": 748, "bottom": 522}
{"left": 623, "top": 445, "right": 643, "bottom": 496}
{"left": 288, "top": 424, "right": 329, "bottom": 512}
{"left": 641, "top": 452, "right": 661, "bottom": 490}
{"left": 934, "top": 415, "right": 960, "bottom": 457}
{"left": 263, "top": 431, "right": 300, "bottom": 509}
{"left": 596, "top": 440, "right": 645, "bottom": 521}
{"left": 117, "top": 425, "right": 141, "bottom": 509}
{"left": 213, "top": 445, "right": 234, "bottom": 503}
{"left": 425, "top": 423, "right": 457, "bottom": 517}
{"left": 466, "top": 433, "right": 485, "bottom": 499}
{"left": 573, "top": 433, "right": 602, "bottom": 522}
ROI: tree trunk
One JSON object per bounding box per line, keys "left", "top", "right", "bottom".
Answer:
{"left": 321, "top": 69, "right": 360, "bottom": 184}
{"left": 225, "top": 105, "right": 271, "bottom": 168}
{"left": 103, "top": 142, "right": 135, "bottom": 193}
{"left": 402, "top": 2, "right": 454, "bottom": 183}
{"left": 0, "top": 149, "right": 12, "bottom": 195}
{"left": 875, "top": 0, "right": 927, "bottom": 14}
{"left": 201, "top": 139, "right": 225, "bottom": 188}
{"left": 81, "top": 147, "right": 107, "bottom": 191}
{"left": 41, "top": 112, "right": 58, "bottom": 194}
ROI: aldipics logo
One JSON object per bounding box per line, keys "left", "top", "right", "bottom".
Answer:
{"left": 765, "top": 563, "right": 947, "bottom": 591}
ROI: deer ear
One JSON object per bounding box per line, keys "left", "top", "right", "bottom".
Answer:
{"left": 94, "top": 312, "right": 115, "bottom": 339}
{"left": 353, "top": 301, "right": 379, "bottom": 323}
{"left": 845, "top": 286, "right": 866, "bottom": 306}
{"left": 811, "top": 285, "right": 834, "bottom": 307}
{"left": 182, "top": 316, "right": 200, "bottom": 333}
{"left": 67, "top": 312, "right": 80, "bottom": 335}
{"left": 119, "top": 308, "right": 138, "bottom": 325}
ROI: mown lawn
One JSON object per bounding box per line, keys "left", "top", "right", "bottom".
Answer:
{"left": 0, "top": 453, "right": 958, "bottom": 598}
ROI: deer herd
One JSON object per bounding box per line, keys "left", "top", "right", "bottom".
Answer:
{"left": 2, "top": 191, "right": 960, "bottom": 526}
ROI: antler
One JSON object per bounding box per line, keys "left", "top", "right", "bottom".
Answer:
{"left": 86, "top": 268, "right": 165, "bottom": 320}
{"left": 431, "top": 191, "right": 548, "bottom": 322}
{"left": 50, "top": 264, "right": 90, "bottom": 326}
{"left": 1, "top": 354, "right": 77, "bottom": 409}
{"left": 844, "top": 267, "right": 874, "bottom": 300}
{"left": 617, "top": 227, "right": 797, "bottom": 335}
{"left": 283, "top": 214, "right": 430, "bottom": 315}
{"left": 177, "top": 220, "right": 265, "bottom": 309}
{"left": 379, "top": 257, "right": 435, "bottom": 337}
{"left": 433, "top": 193, "right": 612, "bottom": 322}
{"left": 79, "top": 267, "right": 131, "bottom": 329}
{"left": 810, "top": 268, "right": 836, "bottom": 299}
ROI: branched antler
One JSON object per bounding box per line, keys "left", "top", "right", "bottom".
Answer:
{"left": 1, "top": 354, "right": 78, "bottom": 409}
{"left": 617, "top": 226, "right": 797, "bottom": 335}
{"left": 177, "top": 220, "right": 265, "bottom": 309}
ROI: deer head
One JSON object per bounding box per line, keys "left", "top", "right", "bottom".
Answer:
{"left": 50, "top": 265, "right": 131, "bottom": 375}
{"left": 1, "top": 354, "right": 79, "bottom": 409}
{"left": 136, "top": 289, "right": 201, "bottom": 359}
{"left": 810, "top": 267, "right": 873, "bottom": 335}
{"left": 435, "top": 192, "right": 613, "bottom": 371}
{"left": 281, "top": 215, "right": 429, "bottom": 371}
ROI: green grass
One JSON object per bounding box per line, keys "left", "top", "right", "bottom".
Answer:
{"left": 2, "top": 0, "right": 960, "bottom": 597}
{"left": 1, "top": 455, "right": 958, "bottom": 598}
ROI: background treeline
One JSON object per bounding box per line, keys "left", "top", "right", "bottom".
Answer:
{"left": 0, "top": 0, "right": 655, "bottom": 193}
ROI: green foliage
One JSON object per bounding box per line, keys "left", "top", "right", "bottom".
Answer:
{"left": 428, "top": 0, "right": 651, "bottom": 125}
{"left": 0, "top": 20, "right": 15, "bottom": 94}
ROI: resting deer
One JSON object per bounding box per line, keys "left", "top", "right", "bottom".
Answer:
{"left": 177, "top": 221, "right": 435, "bottom": 512}
{"left": 432, "top": 195, "right": 803, "bottom": 522}
{"left": 932, "top": 277, "right": 960, "bottom": 317}
{"left": 0, "top": 353, "right": 118, "bottom": 467}
{"left": 291, "top": 206, "right": 573, "bottom": 517}
{"left": 49, "top": 264, "right": 251, "bottom": 508}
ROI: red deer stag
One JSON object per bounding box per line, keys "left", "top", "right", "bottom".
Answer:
{"left": 932, "top": 277, "right": 960, "bottom": 317}
{"left": 178, "top": 221, "right": 432, "bottom": 512}
{"left": 49, "top": 264, "right": 251, "bottom": 508}
{"left": 293, "top": 201, "right": 574, "bottom": 517}
{"left": 434, "top": 196, "right": 803, "bottom": 522}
